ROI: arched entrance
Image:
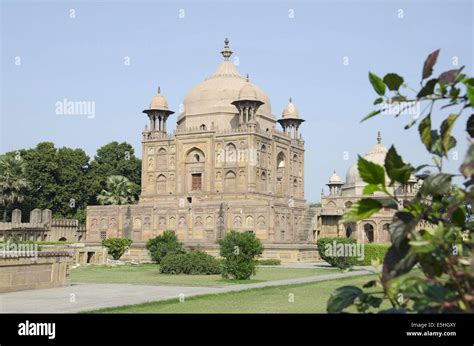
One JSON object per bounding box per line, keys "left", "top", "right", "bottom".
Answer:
{"left": 364, "top": 223, "right": 374, "bottom": 243}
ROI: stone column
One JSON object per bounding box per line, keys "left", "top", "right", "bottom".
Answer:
{"left": 11, "top": 209, "right": 21, "bottom": 224}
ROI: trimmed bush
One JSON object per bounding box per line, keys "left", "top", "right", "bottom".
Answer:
{"left": 218, "top": 231, "right": 264, "bottom": 280}
{"left": 258, "top": 259, "right": 281, "bottom": 266}
{"left": 159, "top": 250, "right": 222, "bottom": 275}
{"left": 102, "top": 237, "right": 132, "bottom": 260}
{"left": 146, "top": 230, "right": 184, "bottom": 264}
{"left": 317, "top": 237, "right": 358, "bottom": 269}
{"left": 356, "top": 243, "right": 390, "bottom": 265}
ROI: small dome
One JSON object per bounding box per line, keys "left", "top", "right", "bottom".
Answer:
{"left": 148, "top": 87, "right": 170, "bottom": 111}
{"left": 328, "top": 170, "right": 342, "bottom": 184}
{"left": 346, "top": 132, "right": 388, "bottom": 185}
{"left": 282, "top": 98, "right": 299, "bottom": 118}
{"left": 236, "top": 76, "right": 263, "bottom": 102}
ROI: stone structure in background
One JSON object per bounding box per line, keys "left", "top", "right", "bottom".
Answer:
{"left": 313, "top": 132, "right": 420, "bottom": 243}
{"left": 0, "top": 209, "right": 86, "bottom": 243}
{"left": 86, "top": 39, "right": 318, "bottom": 262}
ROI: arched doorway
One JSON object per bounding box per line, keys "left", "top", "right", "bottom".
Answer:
{"left": 381, "top": 223, "right": 391, "bottom": 243}
{"left": 364, "top": 223, "right": 374, "bottom": 243}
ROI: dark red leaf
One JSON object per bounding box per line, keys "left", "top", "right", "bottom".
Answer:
{"left": 439, "top": 69, "right": 459, "bottom": 84}
{"left": 422, "top": 49, "right": 440, "bottom": 80}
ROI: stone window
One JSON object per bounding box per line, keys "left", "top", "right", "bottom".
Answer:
{"left": 192, "top": 173, "right": 202, "bottom": 190}
{"left": 100, "top": 231, "right": 107, "bottom": 240}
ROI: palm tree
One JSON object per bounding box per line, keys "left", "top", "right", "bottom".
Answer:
{"left": 0, "top": 154, "right": 30, "bottom": 221}
{"left": 97, "top": 175, "right": 136, "bottom": 205}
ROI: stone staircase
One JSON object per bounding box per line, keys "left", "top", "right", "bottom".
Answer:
{"left": 298, "top": 207, "right": 317, "bottom": 242}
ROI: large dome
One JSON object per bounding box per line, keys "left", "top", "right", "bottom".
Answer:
{"left": 177, "top": 39, "right": 274, "bottom": 129}
{"left": 345, "top": 132, "right": 388, "bottom": 186}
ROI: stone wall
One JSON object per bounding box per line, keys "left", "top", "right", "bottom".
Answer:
{"left": 121, "top": 242, "right": 319, "bottom": 263}
{"left": 0, "top": 251, "right": 74, "bottom": 293}
{"left": 0, "top": 209, "right": 86, "bottom": 243}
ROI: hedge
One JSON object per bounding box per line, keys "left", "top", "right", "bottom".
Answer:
{"left": 356, "top": 243, "right": 390, "bottom": 266}
{"left": 317, "top": 237, "right": 359, "bottom": 269}
{"left": 159, "top": 250, "right": 222, "bottom": 275}
{"left": 258, "top": 259, "right": 282, "bottom": 266}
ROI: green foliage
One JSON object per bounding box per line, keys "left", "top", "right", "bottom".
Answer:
{"left": 159, "top": 251, "right": 222, "bottom": 275}
{"left": 20, "top": 142, "right": 91, "bottom": 220}
{"left": 316, "top": 237, "right": 358, "bottom": 269}
{"left": 88, "top": 142, "right": 141, "bottom": 204}
{"left": 368, "top": 72, "right": 386, "bottom": 96}
{"left": 0, "top": 154, "right": 30, "bottom": 221}
{"left": 102, "top": 237, "right": 132, "bottom": 260}
{"left": 218, "top": 231, "right": 264, "bottom": 280}
{"left": 385, "top": 146, "right": 414, "bottom": 185}
{"left": 328, "top": 49, "right": 474, "bottom": 314}
{"left": 146, "top": 231, "right": 185, "bottom": 264}
{"left": 0, "top": 141, "right": 141, "bottom": 223}
{"left": 356, "top": 244, "right": 390, "bottom": 266}
{"left": 258, "top": 259, "right": 282, "bottom": 266}
{"left": 97, "top": 175, "right": 135, "bottom": 205}
{"left": 383, "top": 73, "right": 404, "bottom": 91}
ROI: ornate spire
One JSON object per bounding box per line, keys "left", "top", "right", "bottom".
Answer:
{"left": 377, "top": 131, "right": 382, "bottom": 144}
{"left": 221, "top": 38, "right": 233, "bottom": 60}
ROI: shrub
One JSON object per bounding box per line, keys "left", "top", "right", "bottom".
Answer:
{"left": 159, "top": 250, "right": 222, "bottom": 275}
{"left": 317, "top": 237, "right": 358, "bottom": 269}
{"left": 356, "top": 243, "right": 390, "bottom": 266}
{"left": 218, "top": 231, "right": 264, "bottom": 280}
{"left": 146, "top": 230, "right": 184, "bottom": 264}
{"left": 102, "top": 237, "right": 132, "bottom": 260}
{"left": 258, "top": 259, "right": 281, "bottom": 266}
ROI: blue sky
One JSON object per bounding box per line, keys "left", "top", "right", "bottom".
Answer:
{"left": 1, "top": 0, "right": 473, "bottom": 202}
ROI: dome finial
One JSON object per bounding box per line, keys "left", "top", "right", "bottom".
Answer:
{"left": 246, "top": 73, "right": 249, "bottom": 82}
{"left": 377, "top": 131, "right": 382, "bottom": 144}
{"left": 157, "top": 86, "right": 161, "bottom": 94}
{"left": 289, "top": 97, "right": 292, "bottom": 103}
{"left": 221, "top": 38, "right": 233, "bottom": 60}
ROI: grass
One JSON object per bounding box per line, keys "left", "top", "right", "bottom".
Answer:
{"left": 89, "top": 274, "right": 387, "bottom": 313}
{"left": 69, "top": 264, "right": 339, "bottom": 287}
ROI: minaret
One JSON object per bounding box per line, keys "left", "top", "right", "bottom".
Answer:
{"left": 327, "top": 170, "right": 343, "bottom": 196}
{"left": 142, "top": 86, "right": 174, "bottom": 133}
{"left": 231, "top": 74, "right": 264, "bottom": 129}
{"left": 277, "top": 98, "right": 305, "bottom": 139}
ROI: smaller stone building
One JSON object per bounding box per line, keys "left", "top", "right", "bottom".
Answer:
{"left": 0, "top": 209, "right": 86, "bottom": 243}
{"left": 314, "top": 132, "right": 420, "bottom": 243}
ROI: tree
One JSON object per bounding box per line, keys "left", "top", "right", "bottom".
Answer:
{"left": 19, "top": 142, "right": 91, "bottom": 221}
{"left": 327, "top": 50, "right": 474, "bottom": 313}
{"left": 97, "top": 175, "right": 136, "bottom": 205}
{"left": 146, "top": 231, "right": 185, "bottom": 264}
{"left": 219, "top": 231, "right": 264, "bottom": 280}
{"left": 102, "top": 237, "right": 133, "bottom": 260}
{"left": 88, "top": 142, "right": 141, "bottom": 204}
{"left": 0, "top": 154, "right": 30, "bottom": 221}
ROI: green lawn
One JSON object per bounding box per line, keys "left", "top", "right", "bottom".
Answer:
{"left": 90, "top": 274, "right": 387, "bottom": 313}
{"left": 69, "top": 264, "right": 338, "bottom": 287}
